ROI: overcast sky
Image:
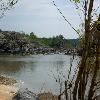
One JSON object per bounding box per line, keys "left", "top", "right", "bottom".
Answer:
{"left": 0, "top": 0, "right": 99, "bottom": 39}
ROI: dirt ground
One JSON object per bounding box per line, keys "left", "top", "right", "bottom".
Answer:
{"left": 0, "top": 76, "right": 18, "bottom": 100}
{"left": 38, "top": 92, "right": 58, "bottom": 100}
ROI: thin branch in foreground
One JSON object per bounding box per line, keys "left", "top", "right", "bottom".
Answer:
{"left": 52, "top": 0, "right": 80, "bottom": 35}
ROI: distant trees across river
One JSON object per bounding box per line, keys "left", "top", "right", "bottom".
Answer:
{"left": 0, "top": 29, "right": 80, "bottom": 55}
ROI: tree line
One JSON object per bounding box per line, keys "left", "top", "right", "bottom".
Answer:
{"left": 0, "top": 29, "right": 79, "bottom": 54}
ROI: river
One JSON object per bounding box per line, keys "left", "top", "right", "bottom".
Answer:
{"left": 0, "top": 54, "right": 79, "bottom": 94}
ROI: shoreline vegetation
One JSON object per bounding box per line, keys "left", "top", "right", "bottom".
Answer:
{"left": 0, "top": 29, "right": 81, "bottom": 56}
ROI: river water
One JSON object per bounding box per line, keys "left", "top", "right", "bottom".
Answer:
{"left": 0, "top": 54, "right": 79, "bottom": 94}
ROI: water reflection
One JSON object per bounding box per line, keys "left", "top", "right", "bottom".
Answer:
{"left": 0, "top": 61, "right": 24, "bottom": 72}
{"left": 0, "top": 54, "right": 79, "bottom": 94}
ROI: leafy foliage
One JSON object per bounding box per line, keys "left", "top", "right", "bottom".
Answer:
{"left": 73, "top": 0, "right": 80, "bottom": 3}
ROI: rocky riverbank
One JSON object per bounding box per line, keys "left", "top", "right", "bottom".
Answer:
{"left": 0, "top": 76, "right": 100, "bottom": 100}
{"left": 0, "top": 76, "right": 58, "bottom": 100}
{"left": 0, "top": 29, "right": 80, "bottom": 56}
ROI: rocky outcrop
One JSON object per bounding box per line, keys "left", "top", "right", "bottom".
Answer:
{"left": 13, "top": 88, "right": 38, "bottom": 100}
{"left": 0, "top": 76, "right": 17, "bottom": 85}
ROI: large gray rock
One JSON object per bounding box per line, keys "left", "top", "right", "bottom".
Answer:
{"left": 13, "top": 88, "right": 39, "bottom": 100}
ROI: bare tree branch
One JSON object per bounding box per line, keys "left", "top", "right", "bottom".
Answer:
{"left": 52, "top": 0, "right": 80, "bottom": 35}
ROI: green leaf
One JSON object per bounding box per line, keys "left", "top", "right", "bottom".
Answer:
{"left": 76, "top": 29, "right": 80, "bottom": 34}
{"left": 73, "top": 0, "right": 80, "bottom": 3}
{"left": 97, "top": 21, "right": 100, "bottom": 24}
